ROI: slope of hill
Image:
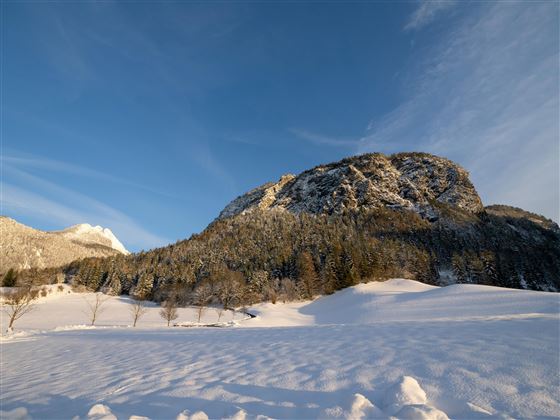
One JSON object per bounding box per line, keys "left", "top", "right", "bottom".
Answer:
{"left": 1, "top": 279, "right": 558, "bottom": 419}
{"left": 485, "top": 204, "right": 559, "bottom": 232}
{"left": 247, "top": 278, "right": 558, "bottom": 326}
{"left": 0, "top": 217, "right": 128, "bottom": 275}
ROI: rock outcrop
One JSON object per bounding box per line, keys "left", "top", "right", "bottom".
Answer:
{"left": 219, "top": 153, "right": 483, "bottom": 221}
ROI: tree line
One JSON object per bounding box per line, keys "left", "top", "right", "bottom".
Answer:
{"left": 11, "top": 204, "right": 560, "bottom": 306}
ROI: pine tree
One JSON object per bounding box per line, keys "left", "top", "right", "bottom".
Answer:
{"left": 338, "top": 250, "right": 359, "bottom": 289}
{"left": 134, "top": 273, "right": 154, "bottom": 300}
{"left": 107, "top": 271, "right": 122, "bottom": 296}
{"left": 297, "top": 252, "right": 320, "bottom": 299}
{"left": 321, "top": 254, "right": 338, "bottom": 295}
{"left": 469, "top": 257, "right": 485, "bottom": 284}
{"left": 481, "top": 251, "right": 498, "bottom": 285}
{"left": 451, "top": 253, "right": 467, "bottom": 283}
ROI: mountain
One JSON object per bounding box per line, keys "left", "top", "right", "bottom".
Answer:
{"left": 19, "top": 152, "right": 560, "bottom": 301}
{"left": 219, "top": 152, "right": 483, "bottom": 221}
{"left": 0, "top": 217, "right": 128, "bottom": 275}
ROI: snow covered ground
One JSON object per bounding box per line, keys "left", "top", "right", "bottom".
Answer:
{"left": 1, "top": 280, "right": 559, "bottom": 419}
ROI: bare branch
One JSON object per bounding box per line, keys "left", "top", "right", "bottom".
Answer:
{"left": 2, "top": 288, "right": 36, "bottom": 332}
{"left": 129, "top": 299, "right": 149, "bottom": 327}
{"left": 83, "top": 293, "right": 109, "bottom": 326}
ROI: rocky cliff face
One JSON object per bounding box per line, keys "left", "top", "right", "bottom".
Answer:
{"left": 0, "top": 217, "right": 128, "bottom": 274}
{"left": 219, "top": 153, "right": 483, "bottom": 221}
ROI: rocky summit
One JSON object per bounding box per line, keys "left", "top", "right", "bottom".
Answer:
{"left": 219, "top": 152, "right": 483, "bottom": 221}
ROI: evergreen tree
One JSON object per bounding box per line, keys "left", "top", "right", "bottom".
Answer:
{"left": 297, "top": 251, "right": 320, "bottom": 299}
{"left": 321, "top": 254, "right": 338, "bottom": 295}
{"left": 451, "top": 253, "right": 467, "bottom": 283}
{"left": 107, "top": 271, "right": 122, "bottom": 296}
{"left": 134, "top": 273, "right": 154, "bottom": 300}
{"left": 481, "top": 251, "right": 498, "bottom": 285}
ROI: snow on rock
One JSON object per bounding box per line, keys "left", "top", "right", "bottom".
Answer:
{"left": 383, "top": 376, "right": 427, "bottom": 414}
{"left": 322, "top": 393, "right": 384, "bottom": 419}
{"left": 176, "top": 410, "right": 209, "bottom": 420}
{"left": 217, "top": 152, "right": 484, "bottom": 221}
{"left": 348, "top": 393, "right": 382, "bottom": 419}
{"left": 393, "top": 404, "right": 449, "bottom": 420}
{"left": 463, "top": 402, "right": 494, "bottom": 417}
{"left": 87, "top": 404, "right": 117, "bottom": 420}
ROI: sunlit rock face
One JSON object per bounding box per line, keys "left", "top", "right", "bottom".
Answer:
{"left": 0, "top": 217, "right": 128, "bottom": 274}
{"left": 219, "top": 152, "right": 483, "bottom": 221}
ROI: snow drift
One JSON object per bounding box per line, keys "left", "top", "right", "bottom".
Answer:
{"left": 1, "top": 279, "right": 558, "bottom": 419}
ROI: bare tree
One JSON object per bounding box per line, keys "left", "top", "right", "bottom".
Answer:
{"left": 84, "top": 293, "right": 109, "bottom": 326}
{"left": 216, "top": 305, "right": 225, "bottom": 323}
{"left": 195, "top": 285, "right": 212, "bottom": 324}
{"left": 2, "top": 288, "right": 36, "bottom": 332}
{"left": 159, "top": 299, "right": 178, "bottom": 327}
{"left": 218, "top": 271, "right": 244, "bottom": 309}
{"left": 129, "top": 299, "right": 148, "bottom": 327}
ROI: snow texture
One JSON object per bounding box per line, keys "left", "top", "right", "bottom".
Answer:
{"left": 1, "top": 279, "right": 558, "bottom": 419}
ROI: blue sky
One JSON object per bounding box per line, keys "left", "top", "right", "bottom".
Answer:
{"left": 2, "top": 1, "right": 558, "bottom": 252}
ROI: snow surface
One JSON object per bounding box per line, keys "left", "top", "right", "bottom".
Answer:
{"left": 1, "top": 279, "right": 559, "bottom": 419}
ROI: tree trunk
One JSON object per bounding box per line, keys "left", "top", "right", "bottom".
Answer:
{"left": 8, "top": 314, "right": 16, "bottom": 330}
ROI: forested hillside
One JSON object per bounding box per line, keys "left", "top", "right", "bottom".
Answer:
{"left": 18, "top": 204, "right": 559, "bottom": 306}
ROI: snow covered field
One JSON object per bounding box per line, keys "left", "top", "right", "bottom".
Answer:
{"left": 1, "top": 280, "right": 559, "bottom": 419}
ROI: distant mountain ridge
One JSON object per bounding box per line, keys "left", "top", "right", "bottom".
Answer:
{"left": 0, "top": 217, "right": 128, "bottom": 274}
{"left": 219, "top": 152, "right": 483, "bottom": 221}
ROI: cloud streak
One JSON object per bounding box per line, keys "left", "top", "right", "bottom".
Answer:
{"left": 289, "top": 128, "right": 360, "bottom": 147}
{"left": 2, "top": 152, "right": 177, "bottom": 199}
{"left": 359, "top": 2, "right": 559, "bottom": 221}
{"left": 404, "top": 0, "right": 457, "bottom": 31}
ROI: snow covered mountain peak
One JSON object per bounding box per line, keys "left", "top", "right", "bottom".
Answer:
{"left": 0, "top": 217, "right": 129, "bottom": 274}
{"left": 61, "top": 223, "right": 129, "bottom": 255}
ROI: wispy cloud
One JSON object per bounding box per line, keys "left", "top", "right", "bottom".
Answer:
{"left": 188, "top": 141, "right": 235, "bottom": 192}
{"left": 2, "top": 152, "right": 176, "bottom": 199}
{"left": 1, "top": 167, "right": 170, "bottom": 250}
{"left": 289, "top": 128, "right": 359, "bottom": 147}
{"left": 404, "top": 0, "right": 457, "bottom": 31}
{"left": 360, "top": 2, "right": 559, "bottom": 221}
